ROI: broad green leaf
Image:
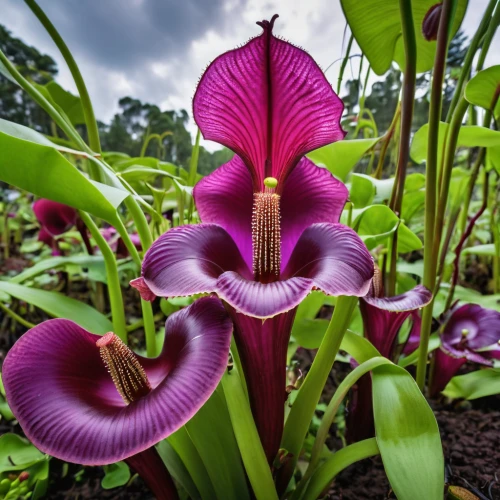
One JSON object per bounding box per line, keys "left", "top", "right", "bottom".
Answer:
{"left": 156, "top": 440, "right": 200, "bottom": 499}
{"left": 465, "top": 65, "right": 500, "bottom": 119}
{"left": 398, "top": 334, "right": 440, "bottom": 368}
{"left": 411, "top": 122, "right": 500, "bottom": 165}
{"left": 167, "top": 427, "right": 216, "bottom": 500}
{"left": 487, "top": 145, "right": 500, "bottom": 174}
{"left": 0, "top": 434, "right": 44, "bottom": 473}
{"left": 34, "top": 81, "right": 85, "bottom": 125}
{"left": 221, "top": 370, "right": 278, "bottom": 500}
{"left": 401, "top": 190, "right": 425, "bottom": 221}
{"left": 0, "top": 122, "right": 128, "bottom": 223}
{"left": 102, "top": 462, "right": 130, "bottom": 489}
{"left": 350, "top": 174, "right": 394, "bottom": 208}
{"left": 353, "top": 204, "right": 422, "bottom": 252}
{"left": 291, "top": 318, "right": 329, "bottom": 349}
{"left": 0, "top": 281, "right": 112, "bottom": 334}
{"left": 462, "top": 244, "right": 496, "bottom": 257}
{"left": 11, "top": 255, "right": 105, "bottom": 284}
{"left": 184, "top": 388, "right": 250, "bottom": 500}
{"left": 307, "top": 138, "right": 379, "bottom": 181}
{"left": 404, "top": 173, "right": 426, "bottom": 192}
{"left": 372, "top": 364, "right": 443, "bottom": 500}
{"left": 111, "top": 156, "right": 160, "bottom": 171}
{"left": 340, "top": 330, "right": 381, "bottom": 363}
{"left": 341, "top": 0, "right": 467, "bottom": 75}
{"left": 443, "top": 369, "right": 500, "bottom": 400}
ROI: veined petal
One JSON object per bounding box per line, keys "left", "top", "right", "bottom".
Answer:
{"left": 362, "top": 285, "right": 432, "bottom": 311}
{"left": 193, "top": 156, "right": 349, "bottom": 270}
{"left": 2, "top": 297, "right": 232, "bottom": 465}
{"left": 442, "top": 303, "right": 500, "bottom": 350}
{"left": 283, "top": 223, "right": 373, "bottom": 297}
{"left": 137, "top": 224, "right": 251, "bottom": 299}
{"left": 193, "top": 16, "right": 345, "bottom": 189}
{"left": 194, "top": 156, "right": 254, "bottom": 269}
{"left": 33, "top": 199, "right": 77, "bottom": 236}
{"left": 216, "top": 271, "right": 313, "bottom": 319}
{"left": 280, "top": 158, "right": 348, "bottom": 268}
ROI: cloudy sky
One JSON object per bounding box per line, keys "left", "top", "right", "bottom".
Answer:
{"left": 2, "top": 0, "right": 499, "bottom": 150}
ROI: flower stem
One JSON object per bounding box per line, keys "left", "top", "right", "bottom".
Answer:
{"left": 0, "top": 302, "right": 36, "bottom": 329}
{"left": 337, "top": 33, "right": 354, "bottom": 94}
{"left": 388, "top": 0, "right": 416, "bottom": 217}
{"left": 79, "top": 211, "right": 127, "bottom": 343}
{"left": 276, "top": 296, "right": 357, "bottom": 494}
{"left": 125, "top": 446, "right": 179, "bottom": 500}
{"left": 416, "top": 0, "right": 457, "bottom": 390}
{"left": 24, "top": 0, "right": 102, "bottom": 153}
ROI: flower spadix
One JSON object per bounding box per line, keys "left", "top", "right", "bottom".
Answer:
{"left": 3, "top": 297, "right": 232, "bottom": 465}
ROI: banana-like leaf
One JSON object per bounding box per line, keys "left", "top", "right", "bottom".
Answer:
{"left": 465, "top": 65, "right": 500, "bottom": 119}
{"left": 443, "top": 369, "right": 500, "bottom": 400}
{"left": 372, "top": 364, "right": 444, "bottom": 500}
{"left": 0, "top": 281, "right": 112, "bottom": 334}
{"left": 0, "top": 120, "right": 128, "bottom": 224}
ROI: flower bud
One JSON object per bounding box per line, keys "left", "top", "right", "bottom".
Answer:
{"left": 422, "top": 3, "right": 442, "bottom": 41}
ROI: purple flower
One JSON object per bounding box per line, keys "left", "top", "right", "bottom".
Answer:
{"left": 422, "top": 3, "right": 442, "bottom": 41}
{"left": 347, "top": 271, "right": 432, "bottom": 442}
{"left": 33, "top": 199, "right": 77, "bottom": 255}
{"left": 131, "top": 17, "right": 374, "bottom": 463}
{"left": 430, "top": 303, "right": 500, "bottom": 396}
{"left": 2, "top": 297, "right": 232, "bottom": 465}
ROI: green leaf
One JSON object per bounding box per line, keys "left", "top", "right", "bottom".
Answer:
{"left": 307, "top": 138, "right": 379, "bottom": 181}
{"left": 349, "top": 174, "right": 394, "bottom": 208}
{"left": 119, "top": 166, "right": 181, "bottom": 183}
{"left": 221, "top": 370, "right": 278, "bottom": 500}
{"left": 353, "top": 205, "right": 422, "bottom": 252}
{"left": 0, "top": 121, "right": 128, "bottom": 224}
{"left": 0, "top": 434, "right": 44, "bottom": 473}
{"left": 35, "top": 81, "right": 85, "bottom": 125}
{"left": 102, "top": 462, "right": 130, "bottom": 489}
{"left": 465, "top": 65, "right": 500, "bottom": 119}
{"left": 398, "top": 333, "right": 440, "bottom": 368}
{"left": 10, "top": 255, "right": 105, "bottom": 284}
{"left": 302, "top": 439, "right": 380, "bottom": 500}
{"left": 167, "top": 426, "right": 217, "bottom": 500}
{"left": 372, "top": 364, "right": 443, "bottom": 500}
{"left": 487, "top": 145, "right": 500, "bottom": 174}
{"left": 184, "top": 387, "right": 250, "bottom": 500}
{"left": 156, "top": 440, "right": 200, "bottom": 499}
{"left": 411, "top": 122, "right": 500, "bottom": 165}
{"left": 0, "top": 281, "right": 112, "bottom": 334}
{"left": 443, "top": 369, "right": 500, "bottom": 400}
{"left": 462, "top": 244, "right": 496, "bottom": 257}
{"left": 341, "top": 0, "right": 467, "bottom": 75}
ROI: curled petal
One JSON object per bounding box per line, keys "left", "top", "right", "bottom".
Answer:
{"left": 193, "top": 156, "right": 349, "bottom": 269}
{"left": 442, "top": 303, "right": 500, "bottom": 350}
{"left": 283, "top": 223, "right": 374, "bottom": 297}
{"left": 280, "top": 158, "right": 348, "bottom": 268}
{"left": 33, "top": 199, "right": 77, "bottom": 236}
{"left": 193, "top": 18, "right": 345, "bottom": 188}
{"left": 362, "top": 285, "right": 432, "bottom": 311}
{"left": 194, "top": 156, "right": 254, "bottom": 269}
{"left": 216, "top": 271, "right": 313, "bottom": 319}
{"left": 139, "top": 224, "right": 251, "bottom": 298}
{"left": 430, "top": 347, "right": 467, "bottom": 397}
{"left": 130, "top": 277, "right": 157, "bottom": 302}
{"left": 3, "top": 297, "right": 232, "bottom": 465}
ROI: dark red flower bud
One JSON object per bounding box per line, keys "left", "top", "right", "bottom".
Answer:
{"left": 422, "top": 3, "right": 443, "bottom": 41}
{"left": 18, "top": 471, "right": 29, "bottom": 483}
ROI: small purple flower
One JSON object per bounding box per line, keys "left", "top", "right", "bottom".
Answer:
{"left": 2, "top": 297, "right": 232, "bottom": 465}
{"left": 347, "top": 270, "right": 432, "bottom": 442}
{"left": 131, "top": 16, "right": 374, "bottom": 462}
{"left": 33, "top": 199, "right": 77, "bottom": 255}
{"left": 430, "top": 303, "right": 500, "bottom": 396}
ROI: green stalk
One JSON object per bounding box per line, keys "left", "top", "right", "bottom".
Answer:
{"left": 294, "top": 357, "right": 390, "bottom": 500}
{"left": 0, "top": 302, "right": 36, "bottom": 329}
{"left": 388, "top": 0, "right": 416, "bottom": 217}
{"left": 476, "top": 3, "right": 500, "bottom": 72}
{"left": 301, "top": 439, "right": 379, "bottom": 500}
{"left": 416, "top": 0, "right": 457, "bottom": 389}
{"left": 221, "top": 370, "right": 278, "bottom": 500}
{"left": 79, "top": 211, "right": 127, "bottom": 343}
{"left": 0, "top": 49, "right": 90, "bottom": 153}
{"left": 140, "top": 133, "right": 160, "bottom": 157}
{"left": 445, "top": 0, "right": 498, "bottom": 122}
{"left": 277, "top": 296, "right": 357, "bottom": 494}
{"left": 24, "top": 0, "right": 102, "bottom": 153}
{"left": 337, "top": 34, "right": 354, "bottom": 95}
{"left": 124, "top": 197, "right": 153, "bottom": 251}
